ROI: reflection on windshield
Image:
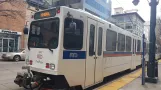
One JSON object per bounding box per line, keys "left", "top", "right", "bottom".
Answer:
{"left": 28, "top": 18, "right": 59, "bottom": 49}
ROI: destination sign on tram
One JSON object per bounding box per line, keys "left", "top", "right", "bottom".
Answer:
{"left": 34, "top": 9, "right": 56, "bottom": 19}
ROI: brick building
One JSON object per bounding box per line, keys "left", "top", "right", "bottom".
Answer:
{"left": 0, "top": 1, "right": 26, "bottom": 57}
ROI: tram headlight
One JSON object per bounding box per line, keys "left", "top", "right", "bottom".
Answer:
{"left": 26, "top": 59, "right": 29, "bottom": 65}
{"left": 50, "top": 63, "right": 55, "bottom": 70}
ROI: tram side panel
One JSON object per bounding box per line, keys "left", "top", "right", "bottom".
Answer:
{"left": 103, "top": 56, "right": 132, "bottom": 77}
{"left": 103, "top": 28, "right": 132, "bottom": 77}
{"left": 135, "top": 39, "right": 142, "bottom": 66}
{"left": 57, "top": 9, "right": 87, "bottom": 88}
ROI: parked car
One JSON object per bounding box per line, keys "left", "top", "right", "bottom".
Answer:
{"left": 2, "top": 49, "right": 26, "bottom": 61}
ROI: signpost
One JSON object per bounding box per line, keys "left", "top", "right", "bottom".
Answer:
{"left": 133, "top": 0, "right": 159, "bottom": 84}
{"left": 142, "top": 34, "right": 145, "bottom": 85}
{"left": 145, "top": 0, "right": 158, "bottom": 83}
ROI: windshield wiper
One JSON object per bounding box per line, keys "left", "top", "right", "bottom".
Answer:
{"left": 28, "top": 45, "right": 30, "bottom": 51}
{"left": 47, "top": 42, "right": 53, "bottom": 53}
{"left": 48, "top": 47, "right": 53, "bottom": 53}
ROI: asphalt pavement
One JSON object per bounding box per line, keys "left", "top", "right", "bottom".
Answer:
{"left": 0, "top": 60, "right": 25, "bottom": 90}
{"left": 1, "top": 59, "right": 161, "bottom": 90}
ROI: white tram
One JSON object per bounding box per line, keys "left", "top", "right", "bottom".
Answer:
{"left": 14, "top": 6, "right": 147, "bottom": 90}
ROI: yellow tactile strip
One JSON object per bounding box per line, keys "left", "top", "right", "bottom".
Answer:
{"left": 98, "top": 59, "right": 161, "bottom": 90}
{"left": 98, "top": 69, "right": 142, "bottom": 90}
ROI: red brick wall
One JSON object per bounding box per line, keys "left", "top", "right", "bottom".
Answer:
{"left": 0, "top": 1, "right": 26, "bottom": 49}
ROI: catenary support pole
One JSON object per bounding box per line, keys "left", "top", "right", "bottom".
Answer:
{"left": 142, "top": 34, "right": 145, "bottom": 85}
{"left": 145, "top": 0, "right": 158, "bottom": 83}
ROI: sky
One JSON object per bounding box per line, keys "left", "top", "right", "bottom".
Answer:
{"left": 112, "top": 0, "right": 161, "bottom": 21}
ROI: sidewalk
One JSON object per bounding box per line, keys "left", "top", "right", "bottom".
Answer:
{"left": 120, "top": 63, "right": 161, "bottom": 90}
{"left": 97, "top": 61, "right": 161, "bottom": 90}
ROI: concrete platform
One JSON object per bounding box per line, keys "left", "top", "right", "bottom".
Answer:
{"left": 97, "top": 61, "right": 161, "bottom": 90}
{"left": 120, "top": 63, "right": 161, "bottom": 90}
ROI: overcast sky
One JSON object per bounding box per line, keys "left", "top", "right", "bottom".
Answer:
{"left": 112, "top": 0, "right": 161, "bottom": 21}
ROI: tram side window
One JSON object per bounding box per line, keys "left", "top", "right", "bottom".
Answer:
{"left": 64, "top": 18, "right": 83, "bottom": 50}
{"left": 106, "top": 29, "right": 117, "bottom": 51}
{"left": 0, "top": 39, "right": 2, "bottom": 52}
{"left": 126, "top": 36, "right": 132, "bottom": 52}
{"left": 137, "top": 40, "right": 141, "bottom": 52}
{"left": 118, "top": 33, "right": 125, "bottom": 51}
{"left": 89, "top": 24, "right": 95, "bottom": 56}
{"left": 98, "top": 27, "right": 103, "bottom": 56}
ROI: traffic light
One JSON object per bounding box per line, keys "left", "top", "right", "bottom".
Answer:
{"left": 132, "top": 0, "right": 140, "bottom": 6}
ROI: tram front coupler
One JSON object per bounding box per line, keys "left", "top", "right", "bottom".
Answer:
{"left": 14, "top": 66, "right": 41, "bottom": 90}
{"left": 14, "top": 66, "right": 83, "bottom": 90}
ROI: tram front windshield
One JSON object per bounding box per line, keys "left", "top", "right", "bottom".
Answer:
{"left": 28, "top": 18, "right": 59, "bottom": 49}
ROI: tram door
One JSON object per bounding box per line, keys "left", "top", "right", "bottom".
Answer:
{"left": 132, "top": 39, "right": 137, "bottom": 69}
{"left": 85, "top": 18, "right": 103, "bottom": 87}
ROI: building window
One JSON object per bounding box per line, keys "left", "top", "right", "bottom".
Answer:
{"left": 116, "top": 12, "right": 120, "bottom": 14}
{"left": 117, "top": 17, "right": 124, "bottom": 22}
{"left": 125, "top": 23, "right": 132, "bottom": 29}
{"left": 133, "top": 24, "right": 136, "bottom": 29}
{"left": 9, "top": 39, "right": 15, "bottom": 52}
{"left": 124, "top": 16, "right": 131, "bottom": 22}
{"left": 106, "top": 29, "right": 117, "bottom": 51}
{"left": 1, "top": 39, "right": 16, "bottom": 52}
{"left": 0, "top": 33, "right": 19, "bottom": 52}
{"left": 64, "top": 18, "right": 84, "bottom": 50}
{"left": 118, "top": 33, "right": 125, "bottom": 51}
{"left": 68, "top": 0, "right": 81, "bottom": 4}
{"left": 126, "top": 36, "right": 132, "bottom": 51}
{"left": 119, "top": 23, "right": 125, "bottom": 29}
{"left": 3, "top": 39, "right": 8, "bottom": 52}
{"left": 85, "top": 0, "right": 107, "bottom": 14}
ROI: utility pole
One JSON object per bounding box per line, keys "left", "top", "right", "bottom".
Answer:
{"left": 132, "top": 0, "right": 159, "bottom": 83}
{"left": 146, "top": 0, "right": 158, "bottom": 83}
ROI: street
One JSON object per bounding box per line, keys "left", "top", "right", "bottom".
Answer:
{"left": 0, "top": 60, "right": 25, "bottom": 90}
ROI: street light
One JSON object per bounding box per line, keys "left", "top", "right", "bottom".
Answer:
{"left": 132, "top": 0, "right": 159, "bottom": 84}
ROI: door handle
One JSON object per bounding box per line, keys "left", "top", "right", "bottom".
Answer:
{"left": 93, "top": 52, "right": 95, "bottom": 55}
{"left": 94, "top": 57, "right": 97, "bottom": 59}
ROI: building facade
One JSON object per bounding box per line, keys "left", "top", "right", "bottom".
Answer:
{"left": 0, "top": 1, "right": 26, "bottom": 58}
{"left": 50, "top": 0, "right": 112, "bottom": 20}
{"left": 144, "top": 21, "right": 150, "bottom": 41}
{"left": 112, "top": 8, "right": 145, "bottom": 37}
{"left": 155, "top": 19, "right": 161, "bottom": 46}
{"left": 144, "top": 19, "right": 161, "bottom": 48}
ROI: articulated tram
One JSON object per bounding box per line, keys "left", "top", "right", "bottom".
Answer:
{"left": 14, "top": 6, "right": 148, "bottom": 90}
